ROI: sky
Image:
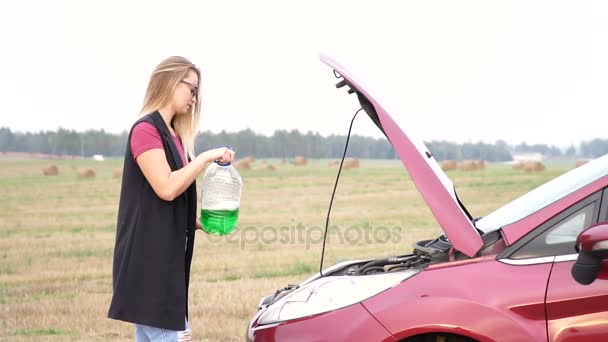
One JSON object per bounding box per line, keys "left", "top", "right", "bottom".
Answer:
{"left": 1, "top": 0, "right": 607, "bottom": 147}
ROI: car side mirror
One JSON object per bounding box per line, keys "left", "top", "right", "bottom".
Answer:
{"left": 571, "top": 222, "right": 608, "bottom": 285}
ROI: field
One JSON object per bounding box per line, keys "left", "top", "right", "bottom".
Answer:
{"left": 0, "top": 157, "right": 573, "bottom": 341}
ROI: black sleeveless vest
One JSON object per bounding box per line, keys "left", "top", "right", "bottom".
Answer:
{"left": 108, "top": 111, "right": 197, "bottom": 331}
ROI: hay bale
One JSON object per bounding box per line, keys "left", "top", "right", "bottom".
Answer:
{"left": 458, "top": 160, "right": 477, "bottom": 171}
{"left": 440, "top": 160, "right": 457, "bottom": 171}
{"left": 42, "top": 165, "right": 59, "bottom": 176}
{"left": 241, "top": 156, "right": 256, "bottom": 164}
{"left": 77, "top": 168, "right": 96, "bottom": 179}
{"left": 512, "top": 162, "right": 525, "bottom": 170}
{"left": 259, "top": 164, "right": 276, "bottom": 171}
{"left": 113, "top": 168, "right": 123, "bottom": 178}
{"left": 233, "top": 160, "right": 251, "bottom": 171}
{"left": 576, "top": 159, "right": 590, "bottom": 168}
{"left": 342, "top": 158, "right": 360, "bottom": 170}
{"left": 294, "top": 156, "right": 307, "bottom": 166}
{"left": 474, "top": 160, "right": 485, "bottom": 170}
{"left": 523, "top": 161, "right": 545, "bottom": 172}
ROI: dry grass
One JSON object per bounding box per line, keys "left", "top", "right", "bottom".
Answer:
{"left": 0, "top": 157, "right": 572, "bottom": 341}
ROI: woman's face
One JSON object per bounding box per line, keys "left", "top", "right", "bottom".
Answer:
{"left": 173, "top": 69, "right": 199, "bottom": 115}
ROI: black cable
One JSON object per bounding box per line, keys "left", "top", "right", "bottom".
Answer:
{"left": 319, "top": 107, "right": 364, "bottom": 277}
{"left": 362, "top": 266, "right": 386, "bottom": 275}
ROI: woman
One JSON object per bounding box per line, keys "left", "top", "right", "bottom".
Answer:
{"left": 108, "top": 56, "right": 234, "bottom": 341}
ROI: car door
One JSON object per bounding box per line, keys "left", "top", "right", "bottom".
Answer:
{"left": 545, "top": 188, "right": 608, "bottom": 341}
{"left": 503, "top": 188, "right": 608, "bottom": 341}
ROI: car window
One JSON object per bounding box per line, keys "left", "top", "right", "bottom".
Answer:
{"left": 511, "top": 203, "right": 597, "bottom": 259}
{"left": 476, "top": 154, "right": 608, "bottom": 233}
{"left": 600, "top": 188, "right": 608, "bottom": 221}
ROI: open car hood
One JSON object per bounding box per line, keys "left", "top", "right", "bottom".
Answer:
{"left": 321, "top": 53, "right": 483, "bottom": 257}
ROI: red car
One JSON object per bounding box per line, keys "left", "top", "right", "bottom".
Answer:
{"left": 247, "top": 54, "right": 608, "bottom": 342}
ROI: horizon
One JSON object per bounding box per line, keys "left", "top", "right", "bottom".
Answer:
{"left": 1, "top": 124, "right": 595, "bottom": 150}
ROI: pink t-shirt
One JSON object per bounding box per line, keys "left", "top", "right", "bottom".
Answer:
{"left": 130, "top": 122, "right": 188, "bottom": 165}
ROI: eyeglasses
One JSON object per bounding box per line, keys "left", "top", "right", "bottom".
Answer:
{"left": 180, "top": 80, "right": 198, "bottom": 98}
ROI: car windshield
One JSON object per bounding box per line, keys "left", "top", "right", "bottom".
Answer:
{"left": 475, "top": 154, "right": 608, "bottom": 234}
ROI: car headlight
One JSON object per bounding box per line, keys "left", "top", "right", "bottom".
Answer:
{"left": 257, "top": 269, "right": 419, "bottom": 325}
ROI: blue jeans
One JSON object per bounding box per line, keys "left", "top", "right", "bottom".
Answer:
{"left": 135, "top": 317, "right": 191, "bottom": 342}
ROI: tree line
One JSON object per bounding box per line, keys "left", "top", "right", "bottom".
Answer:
{"left": 1, "top": 127, "right": 607, "bottom": 161}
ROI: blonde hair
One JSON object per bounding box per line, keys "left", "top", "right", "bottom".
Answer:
{"left": 139, "top": 56, "right": 201, "bottom": 159}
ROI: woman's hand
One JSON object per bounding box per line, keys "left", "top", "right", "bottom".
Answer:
{"left": 201, "top": 147, "right": 235, "bottom": 165}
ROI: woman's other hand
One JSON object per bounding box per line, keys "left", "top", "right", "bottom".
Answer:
{"left": 196, "top": 218, "right": 214, "bottom": 235}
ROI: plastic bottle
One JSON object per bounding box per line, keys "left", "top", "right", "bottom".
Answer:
{"left": 200, "top": 159, "right": 243, "bottom": 235}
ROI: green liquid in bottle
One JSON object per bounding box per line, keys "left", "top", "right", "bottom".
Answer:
{"left": 200, "top": 208, "right": 239, "bottom": 235}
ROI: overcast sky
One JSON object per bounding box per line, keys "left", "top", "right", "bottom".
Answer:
{"left": 1, "top": 0, "right": 607, "bottom": 147}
